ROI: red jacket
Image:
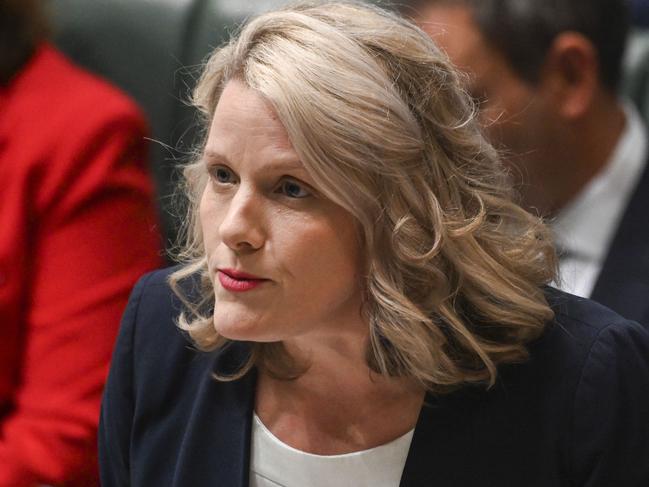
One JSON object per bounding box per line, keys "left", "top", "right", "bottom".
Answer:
{"left": 0, "top": 43, "right": 163, "bottom": 485}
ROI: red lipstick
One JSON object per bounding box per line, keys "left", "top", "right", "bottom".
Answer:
{"left": 217, "top": 269, "right": 268, "bottom": 292}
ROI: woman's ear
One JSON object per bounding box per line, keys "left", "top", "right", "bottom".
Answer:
{"left": 539, "top": 32, "right": 599, "bottom": 120}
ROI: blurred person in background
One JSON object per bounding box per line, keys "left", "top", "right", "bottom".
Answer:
{"left": 631, "top": 0, "right": 649, "bottom": 27}
{"left": 0, "top": 0, "right": 162, "bottom": 485}
{"left": 402, "top": 0, "right": 649, "bottom": 324}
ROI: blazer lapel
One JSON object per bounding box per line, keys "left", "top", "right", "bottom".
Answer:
{"left": 591, "top": 159, "right": 649, "bottom": 325}
{"left": 172, "top": 343, "right": 257, "bottom": 487}
{"left": 399, "top": 392, "right": 480, "bottom": 486}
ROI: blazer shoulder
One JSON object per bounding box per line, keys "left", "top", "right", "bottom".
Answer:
{"left": 126, "top": 265, "right": 196, "bottom": 345}
{"left": 527, "top": 288, "right": 649, "bottom": 398}
{"left": 133, "top": 265, "right": 180, "bottom": 300}
{"left": 546, "top": 288, "right": 649, "bottom": 485}
{"left": 126, "top": 265, "right": 252, "bottom": 375}
{"left": 544, "top": 286, "right": 638, "bottom": 341}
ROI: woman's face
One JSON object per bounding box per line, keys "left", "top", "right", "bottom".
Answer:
{"left": 200, "top": 80, "right": 365, "bottom": 344}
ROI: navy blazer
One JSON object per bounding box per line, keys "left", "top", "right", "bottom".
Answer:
{"left": 99, "top": 267, "right": 649, "bottom": 486}
{"left": 591, "top": 158, "right": 649, "bottom": 324}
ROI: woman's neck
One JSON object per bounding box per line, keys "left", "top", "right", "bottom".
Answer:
{"left": 255, "top": 335, "right": 425, "bottom": 455}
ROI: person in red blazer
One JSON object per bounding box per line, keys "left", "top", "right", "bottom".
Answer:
{"left": 0, "top": 1, "right": 163, "bottom": 485}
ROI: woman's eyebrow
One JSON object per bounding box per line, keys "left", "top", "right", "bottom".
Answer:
{"left": 202, "top": 150, "right": 229, "bottom": 164}
{"left": 266, "top": 160, "right": 307, "bottom": 173}
{"left": 203, "top": 150, "right": 306, "bottom": 173}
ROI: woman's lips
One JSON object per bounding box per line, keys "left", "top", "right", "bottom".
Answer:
{"left": 217, "top": 269, "right": 268, "bottom": 292}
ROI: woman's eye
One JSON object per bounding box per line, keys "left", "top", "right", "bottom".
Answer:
{"left": 210, "top": 166, "right": 235, "bottom": 184}
{"left": 279, "top": 180, "right": 310, "bottom": 198}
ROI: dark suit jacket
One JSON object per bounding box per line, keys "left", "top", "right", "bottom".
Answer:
{"left": 591, "top": 158, "right": 649, "bottom": 324}
{"left": 99, "top": 267, "right": 649, "bottom": 486}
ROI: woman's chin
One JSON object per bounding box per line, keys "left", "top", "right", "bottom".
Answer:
{"left": 212, "top": 315, "right": 277, "bottom": 342}
{"left": 213, "top": 322, "right": 256, "bottom": 341}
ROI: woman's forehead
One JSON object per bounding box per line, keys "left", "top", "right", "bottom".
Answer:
{"left": 208, "top": 81, "right": 294, "bottom": 150}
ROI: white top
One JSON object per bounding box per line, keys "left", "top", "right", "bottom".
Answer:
{"left": 249, "top": 413, "right": 415, "bottom": 487}
{"left": 552, "top": 101, "right": 648, "bottom": 298}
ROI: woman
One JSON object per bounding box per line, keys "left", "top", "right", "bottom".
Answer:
{"left": 99, "top": 2, "right": 649, "bottom": 486}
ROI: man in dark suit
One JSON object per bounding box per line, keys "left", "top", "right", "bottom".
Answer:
{"left": 402, "top": 0, "right": 649, "bottom": 324}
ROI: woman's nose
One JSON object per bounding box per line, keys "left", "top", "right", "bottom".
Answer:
{"left": 218, "top": 188, "right": 266, "bottom": 253}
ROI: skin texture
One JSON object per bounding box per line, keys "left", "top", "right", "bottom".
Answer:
{"left": 415, "top": 4, "right": 625, "bottom": 216}
{"left": 200, "top": 80, "right": 365, "bottom": 345}
{"left": 200, "top": 80, "right": 424, "bottom": 455}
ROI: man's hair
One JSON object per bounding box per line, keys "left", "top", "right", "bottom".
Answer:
{"left": 0, "top": 0, "right": 48, "bottom": 84}
{"left": 400, "top": 0, "right": 630, "bottom": 91}
{"left": 170, "top": 0, "right": 557, "bottom": 393}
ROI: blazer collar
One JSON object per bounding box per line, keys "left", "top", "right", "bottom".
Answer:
{"left": 399, "top": 391, "right": 480, "bottom": 486}
{"left": 172, "top": 342, "right": 257, "bottom": 487}
{"left": 591, "top": 157, "right": 649, "bottom": 324}
{"left": 176, "top": 344, "right": 478, "bottom": 487}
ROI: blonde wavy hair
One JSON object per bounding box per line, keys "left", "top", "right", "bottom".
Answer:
{"left": 169, "top": 0, "right": 558, "bottom": 393}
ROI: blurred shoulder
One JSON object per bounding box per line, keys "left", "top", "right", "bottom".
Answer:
{"left": 9, "top": 42, "right": 145, "bottom": 126}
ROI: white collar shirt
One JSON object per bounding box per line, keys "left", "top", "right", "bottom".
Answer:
{"left": 552, "top": 101, "right": 648, "bottom": 298}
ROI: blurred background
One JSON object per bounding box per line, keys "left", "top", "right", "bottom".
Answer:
{"left": 46, "top": 0, "right": 649, "bottom": 258}
{"left": 48, "top": 0, "right": 292, "bottom": 257}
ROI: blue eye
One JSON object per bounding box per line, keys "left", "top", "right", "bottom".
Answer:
{"left": 280, "top": 180, "right": 310, "bottom": 198}
{"left": 210, "top": 166, "right": 235, "bottom": 184}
